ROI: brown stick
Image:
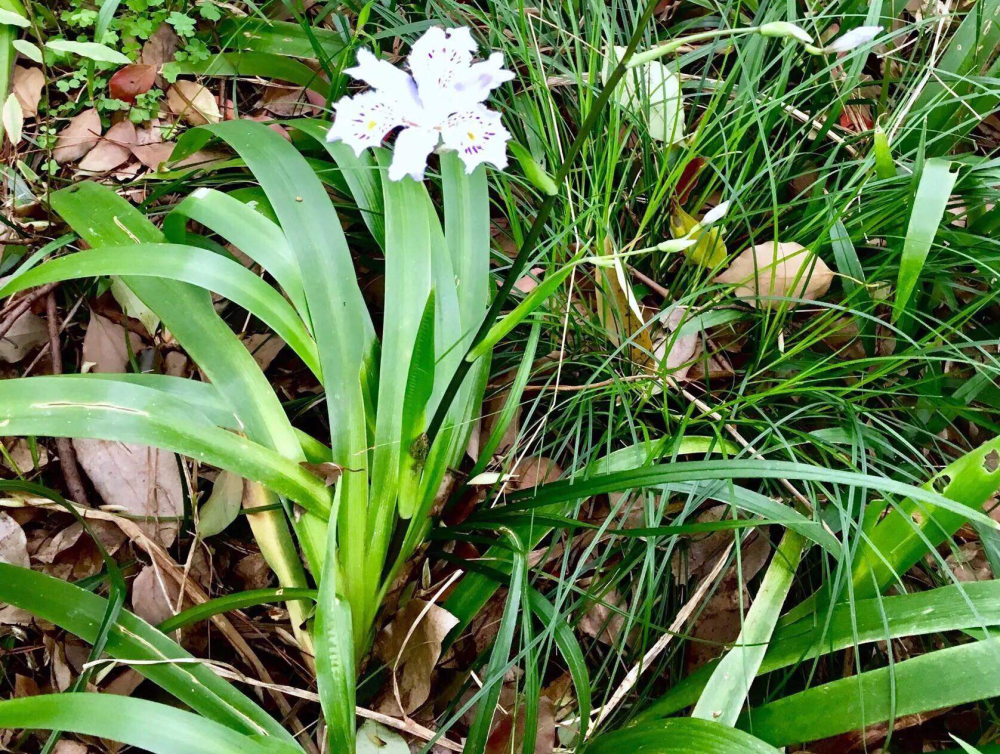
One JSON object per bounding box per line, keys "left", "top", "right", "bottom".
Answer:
{"left": 0, "top": 282, "right": 59, "bottom": 340}
{"left": 45, "top": 292, "right": 89, "bottom": 506}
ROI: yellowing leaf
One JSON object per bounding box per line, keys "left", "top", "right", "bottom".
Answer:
{"left": 670, "top": 204, "right": 727, "bottom": 267}
{"left": 595, "top": 238, "right": 654, "bottom": 366}
{"left": 167, "top": 81, "right": 222, "bottom": 126}
{"left": 716, "top": 241, "right": 833, "bottom": 309}
{"left": 2, "top": 93, "right": 23, "bottom": 146}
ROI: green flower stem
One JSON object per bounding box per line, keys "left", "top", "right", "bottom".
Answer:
{"left": 425, "top": 0, "right": 666, "bottom": 444}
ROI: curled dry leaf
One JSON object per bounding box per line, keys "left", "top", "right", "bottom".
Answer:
{"left": 109, "top": 64, "right": 156, "bottom": 104}
{"left": 78, "top": 120, "right": 137, "bottom": 174}
{"left": 141, "top": 23, "right": 180, "bottom": 77}
{"left": 242, "top": 332, "right": 286, "bottom": 371}
{"left": 654, "top": 306, "right": 702, "bottom": 382}
{"left": 0, "top": 511, "right": 30, "bottom": 568}
{"left": 53, "top": 742, "right": 89, "bottom": 754}
{"left": 131, "top": 564, "right": 183, "bottom": 627}
{"left": 595, "top": 238, "right": 653, "bottom": 366}
{"left": 12, "top": 65, "right": 43, "bottom": 117}
{"left": 485, "top": 694, "right": 556, "bottom": 754}
{"left": 716, "top": 241, "right": 833, "bottom": 309}
{"left": 578, "top": 586, "right": 629, "bottom": 646}
{"left": 0, "top": 311, "right": 46, "bottom": 363}
{"left": 53, "top": 108, "right": 102, "bottom": 164}
{"left": 374, "top": 598, "right": 459, "bottom": 715}
{"left": 82, "top": 311, "right": 143, "bottom": 374}
{"left": 2, "top": 439, "right": 48, "bottom": 474}
{"left": 72, "top": 439, "right": 184, "bottom": 547}
{"left": 508, "top": 456, "right": 563, "bottom": 491}
{"left": 167, "top": 81, "right": 221, "bottom": 126}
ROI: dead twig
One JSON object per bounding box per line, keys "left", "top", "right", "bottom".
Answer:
{"left": 45, "top": 291, "right": 89, "bottom": 506}
{"left": 0, "top": 282, "right": 59, "bottom": 340}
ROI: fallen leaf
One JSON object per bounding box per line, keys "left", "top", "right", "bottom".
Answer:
{"left": 508, "top": 456, "right": 563, "bottom": 491}
{"left": 141, "top": 23, "right": 180, "bottom": 85}
{"left": 234, "top": 552, "right": 272, "bottom": 590}
{"left": 945, "top": 542, "right": 992, "bottom": 582}
{"left": 2, "top": 439, "right": 48, "bottom": 474}
{"left": 167, "top": 81, "right": 221, "bottom": 126}
{"left": 131, "top": 564, "right": 182, "bottom": 626}
{"left": 578, "top": 586, "right": 628, "bottom": 645}
{"left": 78, "top": 120, "right": 137, "bottom": 174}
{"left": 131, "top": 142, "right": 175, "bottom": 170}
{"left": 14, "top": 674, "right": 40, "bottom": 698}
{"left": 53, "top": 742, "right": 89, "bottom": 754}
{"left": 109, "top": 64, "right": 156, "bottom": 104}
{"left": 44, "top": 635, "right": 73, "bottom": 691}
{"left": 197, "top": 470, "right": 244, "bottom": 538}
{"left": 258, "top": 85, "right": 323, "bottom": 117}
{"left": 72, "top": 440, "right": 184, "bottom": 547}
{"left": 375, "top": 598, "right": 459, "bottom": 715}
{"left": 356, "top": 720, "right": 408, "bottom": 754}
{"left": 654, "top": 306, "right": 702, "bottom": 382}
{"left": 0, "top": 511, "right": 30, "bottom": 568}
{"left": 53, "top": 108, "right": 102, "bottom": 164}
{"left": 716, "top": 241, "right": 833, "bottom": 309}
{"left": 81, "top": 311, "right": 143, "bottom": 373}
{"left": 0, "top": 311, "right": 47, "bottom": 363}
{"left": 12, "top": 65, "right": 43, "bottom": 117}
{"left": 242, "top": 332, "right": 286, "bottom": 371}
{"left": 486, "top": 695, "right": 556, "bottom": 754}
{"left": 300, "top": 461, "right": 349, "bottom": 487}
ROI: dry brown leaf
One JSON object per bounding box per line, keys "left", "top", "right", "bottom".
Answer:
{"left": 44, "top": 635, "right": 73, "bottom": 691}
{"left": 654, "top": 306, "right": 702, "bottom": 381}
{"left": 234, "top": 552, "right": 272, "bottom": 590}
{"left": 0, "top": 511, "right": 30, "bottom": 568}
{"left": 167, "top": 81, "right": 221, "bottom": 126}
{"left": 684, "top": 530, "right": 772, "bottom": 671}
{"left": 78, "top": 120, "right": 138, "bottom": 174}
{"left": 508, "top": 456, "right": 563, "bottom": 491}
{"left": 12, "top": 66, "right": 43, "bottom": 118}
{"left": 2, "top": 439, "right": 48, "bottom": 474}
{"left": 243, "top": 332, "right": 286, "bottom": 371}
{"left": 485, "top": 695, "right": 556, "bottom": 754}
{"left": 82, "top": 311, "right": 143, "bottom": 373}
{"left": 0, "top": 311, "right": 46, "bottom": 363}
{"left": 141, "top": 23, "right": 180, "bottom": 86}
{"left": 375, "top": 598, "right": 459, "bottom": 715}
{"left": 945, "top": 542, "right": 992, "bottom": 582}
{"left": 131, "top": 142, "right": 175, "bottom": 170}
{"left": 14, "top": 674, "right": 40, "bottom": 698}
{"left": 716, "top": 241, "right": 833, "bottom": 309}
{"left": 53, "top": 108, "right": 102, "bottom": 164}
{"left": 53, "top": 742, "right": 89, "bottom": 754}
{"left": 131, "top": 564, "right": 182, "bottom": 626}
{"left": 72, "top": 440, "right": 184, "bottom": 547}
{"left": 578, "top": 587, "right": 628, "bottom": 645}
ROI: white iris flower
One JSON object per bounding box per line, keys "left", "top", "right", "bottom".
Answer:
{"left": 326, "top": 27, "right": 513, "bottom": 181}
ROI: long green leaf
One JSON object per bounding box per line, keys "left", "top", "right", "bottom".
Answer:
{"left": 163, "top": 187, "right": 309, "bottom": 324}
{"left": 739, "top": 639, "right": 1000, "bottom": 747}
{"left": 588, "top": 718, "right": 781, "bottom": 754}
{"left": 0, "top": 564, "right": 295, "bottom": 744}
{"left": 162, "top": 51, "right": 331, "bottom": 97}
{"left": 0, "top": 694, "right": 300, "bottom": 754}
{"left": 692, "top": 530, "right": 806, "bottom": 726}
{"left": 0, "top": 245, "right": 320, "bottom": 376}
{"left": 892, "top": 158, "right": 958, "bottom": 322}
{"left": 0, "top": 377, "right": 331, "bottom": 514}
{"left": 639, "top": 580, "right": 1000, "bottom": 719}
